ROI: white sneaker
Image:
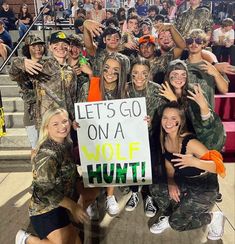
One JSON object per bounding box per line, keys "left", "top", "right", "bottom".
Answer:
{"left": 87, "top": 201, "right": 99, "bottom": 220}
{"left": 150, "top": 216, "right": 170, "bottom": 234}
{"left": 208, "top": 211, "right": 225, "bottom": 240}
{"left": 15, "top": 229, "right": 31, "bottom": 244}
{"left": 125, "top": 192, "right": 139, "bottom": 211}
{"left": 144, "top": 195, "right": 157, "bottom": 217}
{"left": 106, "top": 195, "right": 120, "bottom": 216}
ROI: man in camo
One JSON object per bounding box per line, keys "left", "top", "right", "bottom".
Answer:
{"left": 186, "top": 29, "right": 229, "bottom": 109}
{"left": 175, "top": 0, "right": 213, "bottom": 40}
{"left": 83, "top": 20, "right": 129, "bottom": 77}
{"left": 33, "top": 31, "right": 77, "bottom": 128}
{"left": 67, "top": 34, "right": 92, "bottom": 93}
{"left": 9, "top": 34, "right": 45, "bottom": 149}
{"left": 138, "top": 23, "right": 185, "bottom": 84}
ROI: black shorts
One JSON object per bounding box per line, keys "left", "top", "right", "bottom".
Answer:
{"left": 30, "top": 207, "right": 70, "bottom": 239}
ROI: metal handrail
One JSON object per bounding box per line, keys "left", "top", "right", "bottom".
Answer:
{"left": 0, "top": 0, "right": 52, "bottom": 72}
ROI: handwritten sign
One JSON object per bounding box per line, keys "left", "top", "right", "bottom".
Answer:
{"left": 75, "top": 98, "right": 152, "bottom": 187}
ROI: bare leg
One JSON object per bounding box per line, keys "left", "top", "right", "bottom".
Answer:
{"left": 77, "top": 180, "right": 100, "bottom": 210}
{"left": 0, "top": 43, "right": 7, "bottom": 61}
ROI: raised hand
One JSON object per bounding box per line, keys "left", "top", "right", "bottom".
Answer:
{"left": 159, "top": 81, "right": 177, "bottom": 101}
{"left": 24, "top": 59, "right": 43, "bottom": 75}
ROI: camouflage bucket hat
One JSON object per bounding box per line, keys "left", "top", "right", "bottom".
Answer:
{"left": 68, "top": 34, "right": 84, "bottom": 48}
{"left": 24, "top": 34, "right": 45, "bottom": 46}
{"left": 49, "top": 31, "right": 70, "bottom": 45}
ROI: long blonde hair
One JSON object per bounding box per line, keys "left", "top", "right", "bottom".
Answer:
{"left": 36, "top": 107, "right": 71, "bottom": 151}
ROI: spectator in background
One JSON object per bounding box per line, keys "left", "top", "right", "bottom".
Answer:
{"left": 152, "top": 14, "right": 165, "bottom": 38}
{"left": 74, "top": 17, "right": 84, "bottom": 36}
{"left": 135, "top": 0, "right": 149, "bottom": 18}
{"left": 54, "top": 0, "right": 64, "bottom": 11}
{"left": 116, "top": 7, "right": 126, "bottom": 29}
{"left": 0, "top": 1, "right": 16, "bottom": 30}
{"left": 175, "top": 0, "right": 213, "bottom": 41}
{"left": 159, "top": 1, "right": 169, "bottom": 20}
{"left": 90, "top": 0, "right": 106, "bottom": 23}
{"left": 39, "top": 0, "right": 53, "bottom": 23}
{"left": 101, "top": 9, "right": 116, "bottom": 26}
{"left": 148, "top": 5, "right": 159, "bottom": 22}
{"left": 0, "top": 19, "right": 12, "bottom": 61}
{"left": 83, "top": 0, "right": 93, "bottom": 13}
{"left": 69, "top": 0, "right": 78, "bottom": 25}
{"left": 140, "top": 18, "right": 153, "bottom": 36}
{"left": 212, "top": 18, "right": 235, "bottom": 63}
{"left": 167, "top": 0, "right": 177, "bottom": 23}
{"left": 16, "top": 3, "right": 33, "bottom": 39}
{"left": 123, "top": 0, "right": 135, "bottom": 10}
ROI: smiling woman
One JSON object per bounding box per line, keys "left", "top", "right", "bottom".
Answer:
{"left": 15, "top": 108, "right": 88, "bottom": 244}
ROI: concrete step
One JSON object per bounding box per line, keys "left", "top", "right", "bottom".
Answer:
{"left": 0, "top": 159, "right": 32, "bottom": 172}
{"left": 0, "top": 85, "right": 20, "bottom": 97}
{"left": 2, "top": 97, "right": 24, "bottom": 112}
{"left": 0, "top": 128, "right": 31, "bottom": 148}
{"left": 0, "top": 149, "right": 31, "bottom": 160}
{"left": 0, "top": 74, "right": 16, "bottom": 85}
{"left": 4, "top": 111, "right": 24, "bottom": 128}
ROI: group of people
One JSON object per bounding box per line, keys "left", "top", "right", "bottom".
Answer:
{"left": 7, "top": 0, "right": 235, "bottom": 243}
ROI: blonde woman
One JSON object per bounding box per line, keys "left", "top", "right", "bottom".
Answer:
{"left": 15, "top": 108, "right": 90, "bottom": 244}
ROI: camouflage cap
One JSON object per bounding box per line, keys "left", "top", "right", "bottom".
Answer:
{"left": 24, "top": 34, "right": 45, "bottom": 46}
{"left": 49, "top": 31, "right": 70, "bottom": 45}
{"left": 68, "top": 34, "right": 84, "bottom": 48}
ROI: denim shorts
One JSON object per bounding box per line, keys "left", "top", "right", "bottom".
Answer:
{"left": 30, "top": 207, "right": 70, "bottom": 239}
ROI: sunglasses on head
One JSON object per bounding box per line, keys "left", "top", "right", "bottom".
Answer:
{"left": 185, "top": 37, "right": 204, "bottom": 45}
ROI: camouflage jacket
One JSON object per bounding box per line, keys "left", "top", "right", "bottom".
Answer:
{"left": 127, "top": 81, "right": 162, "bottom": 119}
{"left": 8, "top": 57, "right": 39, "bottom": 122}
{"left": 175, "top": 6, "right": 213, "bottom": 38}
{"left": 88, "top": 48, "right": 109, "bottom": 77}
{"left": 73, "top": 59, "right": 90, "bottom": 94}
{"left": 29, "top": 139, "right": 78, "bottom": 216}
{"left": 151, "top": 87, "right": 226, "bottom": 151}
{"left": 186, "top": 61, "right": 229, "bottom": 109}
{"left": 33, "top": 57, "right": 78, "bottom": 128}
{"left": 150, "top": 49, "right": 175, "bottom": 83}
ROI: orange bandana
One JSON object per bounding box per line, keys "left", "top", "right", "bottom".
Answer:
{"left": 200, "top": 150, "right": 226, "bottom": 178}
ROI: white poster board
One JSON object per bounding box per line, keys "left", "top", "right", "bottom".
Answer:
{"left": 75, "top": 97, "right": 152, "bottom": 187}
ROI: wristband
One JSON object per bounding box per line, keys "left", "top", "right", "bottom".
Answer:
{"left": 211, "top": 62, "right": 218, "bottom": 66}
{"left": 201, "top": 111, "right": 211, "bottom": 120}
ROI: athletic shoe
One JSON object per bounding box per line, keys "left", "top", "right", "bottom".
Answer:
{"left": 106, "top": 195, "right": 120, "bottom": 215}
{"left": 150, "top": 216, "right": 170, "bottom": 234}
{"left": 208, "top": 211, "right": 225, "bottom": 240}
{"left": 125, "top": 192, "right": 139, "bottom": 211}
{"left": 87, "top": 200, "right": 99, "bottom": 220}
{"left": 144, "top": 195, "right": 157, "bottom": 217}
{"left": 15, "top": 229, "right": 31, "bottom": 244}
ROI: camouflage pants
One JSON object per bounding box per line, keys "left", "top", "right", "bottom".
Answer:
{"left": 149, "top": 173, "right": 218, "bottom": 231}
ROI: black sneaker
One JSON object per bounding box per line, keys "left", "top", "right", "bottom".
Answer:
{"left": 216, "top": 193, "right": 223, "bottom": 203}
{"left": 125, "top": 192, "right": 139, "bottom": 211}
{"left": 145, "top": 195, "right": 157, "bottom": 217}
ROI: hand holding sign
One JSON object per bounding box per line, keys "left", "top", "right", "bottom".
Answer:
{"left": 75, "top": 98, "right": 152, "bottom": 187}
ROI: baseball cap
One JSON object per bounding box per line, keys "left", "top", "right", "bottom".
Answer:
{"left": 139, "top": 35, "right": 155, "bottom": 45}
{"left": 24, "top": 34, "right": 45, "bottom": 46}
{"left": 49, "top": 31, "right": 70, "bottom": 45}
